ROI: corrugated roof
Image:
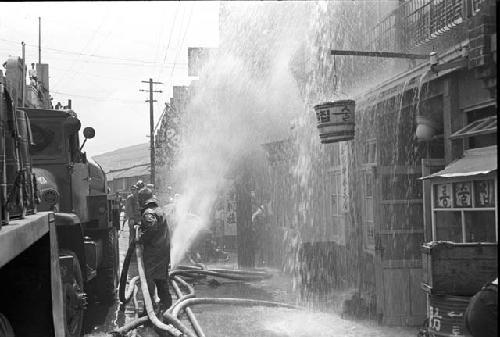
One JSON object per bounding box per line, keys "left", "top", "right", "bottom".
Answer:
{"left": 106, "top": 164, "right": 150, "bottom": 180}
{"left": 421, "top": 145, "right": 497, "bottom": 179}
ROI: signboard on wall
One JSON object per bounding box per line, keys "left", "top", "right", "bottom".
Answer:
{"left": 223, "top": 185, "right": 237, "bottom": 236}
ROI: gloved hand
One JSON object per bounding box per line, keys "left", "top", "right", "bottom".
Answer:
{"left": 138, "top": 213, "right": 158, "bottom": 244}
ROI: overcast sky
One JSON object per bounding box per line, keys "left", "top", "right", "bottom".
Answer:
{"left": 0, "top": 1, "right": 220, "bottom": 155}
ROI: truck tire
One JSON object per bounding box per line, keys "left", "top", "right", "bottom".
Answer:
{"left": 93, "top": 227, "right": 119, "bottom": 303}
{"left": 0, "top": 313, "right": 15, "bottom": 337}
{"left": 59, "top": 250, "right": 85, "bottom": 337}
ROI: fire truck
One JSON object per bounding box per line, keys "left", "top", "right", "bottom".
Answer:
{"left": 0, "top": 57, "right": 120, "bottom": 336}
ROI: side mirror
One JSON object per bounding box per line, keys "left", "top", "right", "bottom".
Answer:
{"left": 79, "top": 127, "right": 95, "bottom": 151}
{"left": 83, "top": 127, "right": 95, "bottom": 139}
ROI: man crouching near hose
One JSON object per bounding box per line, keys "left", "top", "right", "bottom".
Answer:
{"left": 137, "top": 187, "right": 173, "bottom": 314}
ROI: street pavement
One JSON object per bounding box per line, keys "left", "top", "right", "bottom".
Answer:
{"left": 83, "top": 221, "right": 418, "bottom": 337}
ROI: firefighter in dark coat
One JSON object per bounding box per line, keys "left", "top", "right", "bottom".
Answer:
{"left": 125, "top": 184, "right": 140, "bottom": 244}
{"left": 137, "top": 187, "right": 172, "bottom": 311}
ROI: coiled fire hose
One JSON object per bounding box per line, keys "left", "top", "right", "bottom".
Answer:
{"left": 135, "top": 240, "right": 196, "bottom": 337}
{"left": 112, "top": 227, "right": 196, "bottom": 337}
{"left": 169, "top": 269, "right": 273, "bottom": 281}
{"left": 112, "top": 227, "right": 303, "bottom": 337}
{"left": 171, "top": 276, "right": 205, "bottom": 337}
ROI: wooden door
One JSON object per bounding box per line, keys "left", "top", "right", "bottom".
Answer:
{"left": 374, "top": 165, "right": 427, "bottom": 326}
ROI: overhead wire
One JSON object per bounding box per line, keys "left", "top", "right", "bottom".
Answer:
{"left": 52, "top": 8, "right": 110, "bottom": 89}
{"left": 0, "top": 37, "right": 188, "bottom": 65}
{"left": 158, "top": 1, "right": 182, "bottom": 81}
{"left": 55, "top": 4, "right": 114, "bottom": 88}
{"left": 152, "top": 3, "right": 192, "bottom": 138}
{"left": 152, "top": 2, "right": 194, "bottom": 133}
{"left": 153, "top": 3, "right": 182, "bottom": 127}
{"left": 169, "top": 3, "right": 194, "bottom": 81}
{"left": 50, "top": 90, "right": 144, "bottom": 103}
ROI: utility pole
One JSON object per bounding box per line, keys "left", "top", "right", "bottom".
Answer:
{"left": 140, "top": 79, "right": 162, "bottom": 186}
{"left": 38, "top": 17, "right": 41, "bottom": 64}
{"left": 21, "top": 42, "right": 25, "bottom": 107}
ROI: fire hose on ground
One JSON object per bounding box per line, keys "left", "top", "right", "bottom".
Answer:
{"left": 112, "top": 227, "right": 196, "bottom": 337}
{"left": 111, "top": 227, "right": 304, "bottom": 337}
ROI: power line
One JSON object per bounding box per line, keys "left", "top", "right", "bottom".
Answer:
{"left": 0, "top": 46, "right": 189, "bottom": 69}
{"left": 0, "top": 37, "right": 187, "bottom": 65}
{"left": 51, "top": 90, "right": 144, "bottom": 103}
{"left": 158, "top": 2, "right": 181, "bottom": 81}
{"left": 170, "top": 4, "right": 194, "bottom": 80}
{"left": 54, "top": 7, "right": 111, "bottom": 88}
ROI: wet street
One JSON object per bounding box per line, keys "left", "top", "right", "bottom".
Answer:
{"left": 83, "top": 220, "right": 418, "bottom": 337}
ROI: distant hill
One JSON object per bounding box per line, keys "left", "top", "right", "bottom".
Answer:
{"left": 92, "top": 143, "right": 149, "bottom": 173}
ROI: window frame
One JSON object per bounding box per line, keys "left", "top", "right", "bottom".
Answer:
{"left": 327, "top": 142, "right": 347, "bottom": 245}
{"left": 430, "top": 175, "right": 497, "bottom": 242}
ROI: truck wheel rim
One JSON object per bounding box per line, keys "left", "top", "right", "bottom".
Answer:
{"left": 64, "top": 280, "right": 86, "bottom": 335}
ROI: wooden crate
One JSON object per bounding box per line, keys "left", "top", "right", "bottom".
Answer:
{"left": 422, "top": 242, "right": 497, "bottom": 296}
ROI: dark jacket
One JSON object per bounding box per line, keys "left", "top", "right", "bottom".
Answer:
{"left": 139, "top": 202, "right": 170, "bottom": 280}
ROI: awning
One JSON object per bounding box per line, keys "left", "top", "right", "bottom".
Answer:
{"left": 421, "top": 145, "right": 497, "bottom": 179}
{"left": 450, "top": 115, "right": 497, "bottom": 140}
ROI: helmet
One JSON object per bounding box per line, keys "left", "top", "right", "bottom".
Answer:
{"left": 138, "top": 187, "right": 153, "bottom": 208}
{"left": 144, "top": 197, "right": 159, "bottom": 208}
{"left": 136, "top": 180, "right": 145, "bottom": 189}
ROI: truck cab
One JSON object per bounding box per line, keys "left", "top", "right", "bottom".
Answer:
{"left": 22, "top": 106, "right": 120, "bottom": 304}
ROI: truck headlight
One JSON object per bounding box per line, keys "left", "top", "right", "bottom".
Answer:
{"left": 42, "top": 188, "right": 59, "bottom": 206}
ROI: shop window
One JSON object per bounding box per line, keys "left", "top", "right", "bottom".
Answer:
{"left": 432, "top": 178, "right": 497, "bottom": 243}
{"left": 465, "top": 211, "right": 496, "bottom": 242}
{"left": 434, "top": 211, "right": 462, "bottom": 242}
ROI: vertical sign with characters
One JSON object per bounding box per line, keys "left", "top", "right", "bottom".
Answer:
{"left": 453, "top": 182, "right": 471, "bottom": 207}
{"left": 435, "top": 183, "right": 452, "bottom": 208}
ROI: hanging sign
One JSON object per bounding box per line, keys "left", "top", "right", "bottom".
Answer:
{"left": 313, "top": 100, "right": 355, "bottom": 144}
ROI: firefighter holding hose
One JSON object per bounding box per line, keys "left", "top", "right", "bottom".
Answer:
{"left": 124, "top": 184, "right": 140, "bottom": 242}
{"left": 137, "top": 186, "right": 173, "bottom": 313}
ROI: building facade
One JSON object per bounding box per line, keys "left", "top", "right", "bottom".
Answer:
{"left": 258, "top": 0, "right": 496, "bottom": 327}
{"left": 156, "top": 0, "right": 496, "bottom": 328}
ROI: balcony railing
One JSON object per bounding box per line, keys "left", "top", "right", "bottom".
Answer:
{"left": 365, "top": 0, "right": 484, "bottom": 52}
